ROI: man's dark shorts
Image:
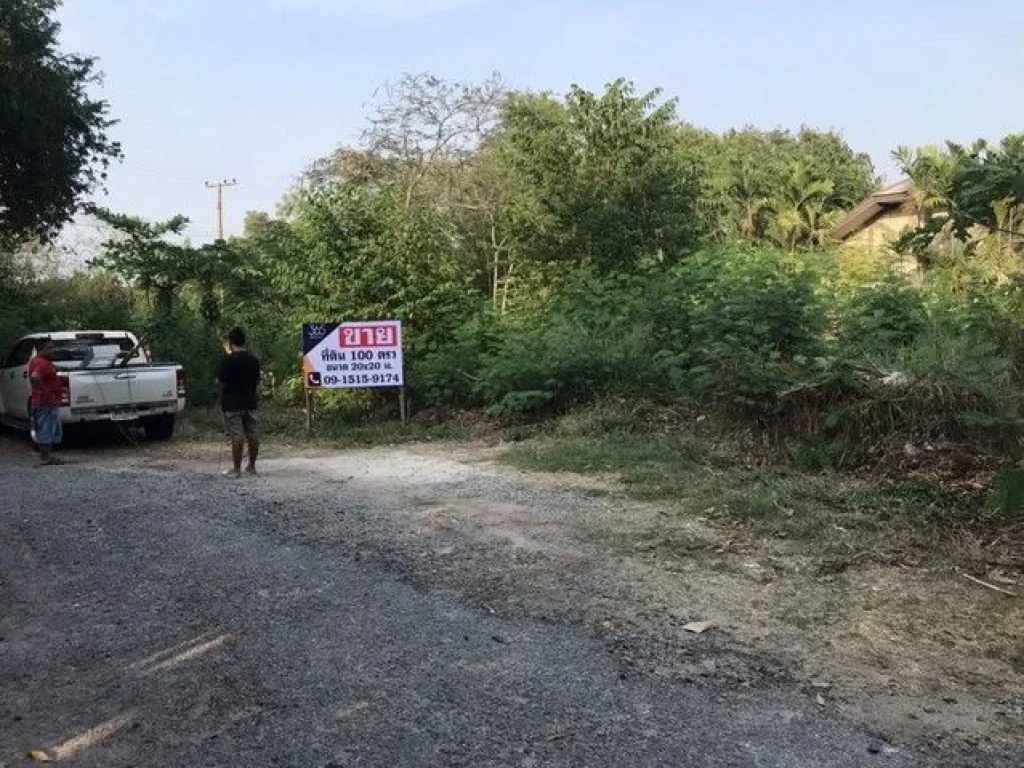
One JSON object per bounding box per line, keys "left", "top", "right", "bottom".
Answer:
{"left": 224, "top": 410, "right": 259, "bottom": 442}
{"left": 31, "top": 406, "right": 63, "bottom": 446}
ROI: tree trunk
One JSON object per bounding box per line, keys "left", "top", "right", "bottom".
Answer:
{"left": 490, "top": 220, "right": 500, "bottom": 310}
{"left": 155, "top": 284, "right": 176, "bottom": 315}
{"left": 500, "top": 259, "right": 515, "bottom": 316}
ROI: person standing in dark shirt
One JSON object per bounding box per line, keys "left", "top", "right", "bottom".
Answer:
{"left": 216, "top": 327, "right": 261, "bottom": 478}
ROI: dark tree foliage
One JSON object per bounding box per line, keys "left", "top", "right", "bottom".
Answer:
{"left": 0, "top": 0, "right": 121, "bottom": 240}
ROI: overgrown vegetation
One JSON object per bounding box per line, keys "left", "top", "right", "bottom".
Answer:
{"left": 3, "top": 3, "right": 1024, "bottom": 499}
{"left": 500, "top": 402, "right": 1021, "bottom": 577}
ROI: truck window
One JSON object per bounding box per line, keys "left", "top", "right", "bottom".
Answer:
{"left": 49, "top": 337, "right": 135, "bottom": 365}
{"left": 5, "top": 339, "right": 38, "bottom": 368}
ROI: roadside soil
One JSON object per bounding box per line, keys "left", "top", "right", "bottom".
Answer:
{"left": 2, "top": 433, "right": 1021, "bottom": 763}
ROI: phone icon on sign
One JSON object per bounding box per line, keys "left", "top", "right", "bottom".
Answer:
{"left": 307, "top": 372, "right": 322, "bottom": 387}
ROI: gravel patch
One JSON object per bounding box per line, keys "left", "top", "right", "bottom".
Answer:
{"left": 0, "top": 439, "right": 1018, "bottom": 766}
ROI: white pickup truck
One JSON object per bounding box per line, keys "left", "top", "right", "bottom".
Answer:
{"left": 0, "top": 331, "right": 187, "bottom": 441}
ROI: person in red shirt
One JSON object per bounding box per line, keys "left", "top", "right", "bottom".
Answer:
{"left": 28, "top": 340, "right": 64, "bottom": 466}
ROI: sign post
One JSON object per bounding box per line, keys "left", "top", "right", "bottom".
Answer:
{"left": 302, "top": 321, "right": 406, "bottom": 427}
{"left": 305, "top": 388, "right": 315, "bottom": 434}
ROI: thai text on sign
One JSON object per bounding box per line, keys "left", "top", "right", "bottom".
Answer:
{"left": 302, "top": 321, "right": 404, "bottom": 389}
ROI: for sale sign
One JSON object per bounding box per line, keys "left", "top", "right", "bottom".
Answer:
{"left": 302, "top": 321, "right": 403, "bottom": 389}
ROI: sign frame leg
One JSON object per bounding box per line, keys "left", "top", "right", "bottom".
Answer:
{"left": 305, "top": 389, "right": 315, "bottom": 435}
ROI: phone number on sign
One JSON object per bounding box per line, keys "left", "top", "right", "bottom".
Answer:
{"left": 322, "top": 373, "right": 402, "bottom": 386}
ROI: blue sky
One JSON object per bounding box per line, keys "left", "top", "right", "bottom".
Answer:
{"left": 58, "top": 0, "right": 1024, "bottom": 244}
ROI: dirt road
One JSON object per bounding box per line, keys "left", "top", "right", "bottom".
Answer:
{"left": 0, "top": 436, "right": 1018, "bottom": 766}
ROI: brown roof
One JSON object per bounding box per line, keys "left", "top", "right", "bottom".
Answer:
{"left": 832, "top": 179, "right": 916, "bottom": 241}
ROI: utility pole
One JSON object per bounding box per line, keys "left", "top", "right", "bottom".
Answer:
{"left": 205, "top": 179, "right": 238, "bottom": 240}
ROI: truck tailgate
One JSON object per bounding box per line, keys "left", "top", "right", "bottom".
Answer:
{"left": 69, "top": 367, "right": 178, "bottom": 415}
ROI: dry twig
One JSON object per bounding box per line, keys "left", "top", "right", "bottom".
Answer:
{"left": 961, "top": 572, "right": 1017, "bottom": 597}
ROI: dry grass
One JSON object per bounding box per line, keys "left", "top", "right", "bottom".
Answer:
{"left": 502, "top": 426, "right": 1022, "bottom": 571}
{"left": 499, "top": 408, "right": 1024, "bottom": 746}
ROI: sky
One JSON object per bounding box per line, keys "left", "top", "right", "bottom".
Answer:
{"left": 56, "top": 0, "right": 1024, "bottom": 246}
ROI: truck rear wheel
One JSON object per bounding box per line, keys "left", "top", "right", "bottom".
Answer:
{"left": 144, "top": 415, "right": 175, "bottom": 441}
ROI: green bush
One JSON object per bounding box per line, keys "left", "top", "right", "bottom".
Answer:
{"left": 837, "top": 273, "right": 926, "bottom": 355}
{"left": 5, "top": 230, "right": 1022, "bottom": 458}
{"left": 907, "top": 288, "right": 1018, "bottom": 418}
{"left": 657, "top": 248, "right": 827, "bottom": 415}
{"left": 822, "top": 285, "right": 1022, "bottom": 438}
{"left": 989, "top": 468, "right": 1024, "bottom": 517}
{"left": 310, "top": 388, "right": 381, "bottom": 424}
{"left": 412, "top": 310, "right": 498, "bottom": 409}
{"left": 475, "top": 316, "right": 657, "bottom": 415}
{"left": 136, "top": 307, "right": 222, "bottom": 407}
{"left": 485, "top": 390, "right": 554, "bottom": 419}
{"left": 473, "top": 269, "right": 661, "bottom": 415}
{"left": 0, "top": 271, "right": 138, "bottom": 356}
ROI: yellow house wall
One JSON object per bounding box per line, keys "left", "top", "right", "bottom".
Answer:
{"left": 840, "top": 208, "right": 921, "bottom": 252}
{"left": 836, "top": 207, "right": 923, "bottom": 283}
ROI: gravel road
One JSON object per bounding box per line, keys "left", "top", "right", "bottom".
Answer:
{"left": 0, "top": 437, "right": 1010, "bottom": 766}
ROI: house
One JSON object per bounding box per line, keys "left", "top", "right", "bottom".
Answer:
{"left": 833, "top": 181, "right": 1021, "bottom": 283}
{"left": 831, "top": 180, "right": 923, "bottom": 252}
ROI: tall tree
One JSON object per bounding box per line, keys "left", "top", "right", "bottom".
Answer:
{"left": 795, "top": 128, "right": 877, "bottom": 208}
{"left": 314, "top": 72, "right": 508, "bottom": 213}
{"left": 689, "top": 127, "right": 875, "bottom": 246}
{"left": 0, "top": 0, "right": 121, "bottom": 241}
{"left": 88, "top": 209, "right": 238, "bottom": 318}
{"left": 267, "top": 186, "right": 478, "bottom": 348}
{"left": 946, "top": 135, "right": 1024, "bottom": 239}
{"left": 301, "top": 73, "right": 510, "bottom": 307}
{"left": 892, "top": 143, "right": 958, "bottom": 213}
{"left": 497, "top": 79, "right": 704, "bottom": 272}
{"left": 455, "top": 138, "right": 524, "bottom": 312}
{"left": 894, "top": 135, "right": 1024, "bottom": 259}
{"left": 768, "top": 165, "right": 841, "bottom": 250}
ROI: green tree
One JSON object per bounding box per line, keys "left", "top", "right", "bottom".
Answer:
{"left": 456, "top": 135, "right": 541, "bottom": 313}
{"left": 302, "top": 73, "right": 510, "bottom": 311}
{"left": 496, "top": 79, "right": 705, "bottom": 272}
{"left": 894, "top": 135, "right": 1024, "bottom": 261}
{"left": 795, "top": 127, "right": 876, "bottom": 208}
{"left": 689, "top": 127, "right": 876, "bottom": 246}
{"left": 892, "top": 144, "right": 957, "bottom": 213}
{"left": 88, "top": 209, "right": 240, "bottom": 317}
{"left": 768, "top": 165, "right": 841, "bottom": 250}
{"left": 701, "top": 129, "right": 794, "bottom": 243}
{"left": 29, "top": 271, "right": 136, "bottom": 331}
{"left": 267, "top": 185, "right": 479, "bottom": 349}
{"left": 0, "top": 0, "right": 121, "bottom": 240}
{"left": 947, "top": 135, "right": 1024, "bottom": 239}
{"left": 0, "top": 246, "right": 35, "bottom": 352}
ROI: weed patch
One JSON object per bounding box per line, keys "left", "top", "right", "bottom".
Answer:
{"left": 500, "top": 414, "right": 1021, "bottom": 570}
